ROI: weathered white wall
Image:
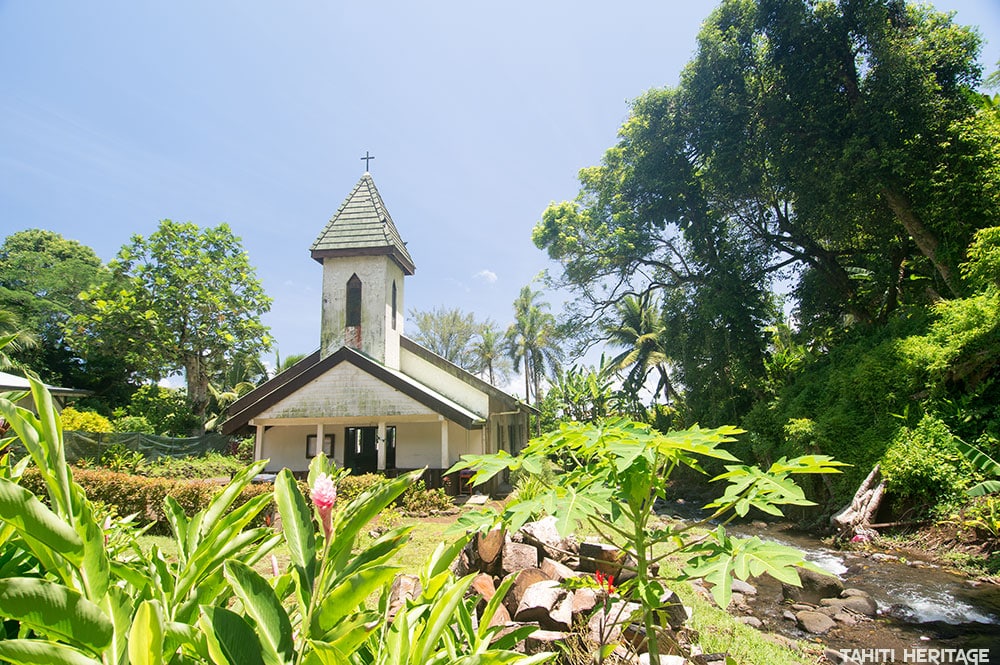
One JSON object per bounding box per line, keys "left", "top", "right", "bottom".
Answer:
{"left": 319, "top": 254, "right": 405, "bottom": 367}
{"left": 399, "top": 347, "right": 488, "bottom": 417}
{"left": 261, "top": 424, "right": 314, "bottom": 472}
{"left": 257, "top": 363, "right": 438, "bottom": 421}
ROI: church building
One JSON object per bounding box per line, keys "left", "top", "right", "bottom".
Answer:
{"left": 222, "top": 172, "right": 533, "bottom": 492}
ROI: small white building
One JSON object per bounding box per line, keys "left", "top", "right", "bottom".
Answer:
{"left": 222, "top": 173, "right": 532, "bottom": 492}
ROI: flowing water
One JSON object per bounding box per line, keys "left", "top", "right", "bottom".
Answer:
{"left": 657, "top": 502, "right": 1000, "bottom": 653}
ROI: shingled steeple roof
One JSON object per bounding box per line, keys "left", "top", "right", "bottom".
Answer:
{"left": 310, "top": 173, "right": 416, "bottom": 275}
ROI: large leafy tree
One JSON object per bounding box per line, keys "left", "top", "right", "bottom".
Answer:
{"left": 0, "top": 230, "right": 102, "bottom": 379}
{"left": 534, "top": 0, "right": 992, "bottom": 423}
{"left": 70, "top": 220, "right": 272, "bottom": 432}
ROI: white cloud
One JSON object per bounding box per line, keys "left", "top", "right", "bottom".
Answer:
{"left": 473, "top": 269, "right": 498, "bottom": 284}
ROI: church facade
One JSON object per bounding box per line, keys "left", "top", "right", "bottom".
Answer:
{"left": 222, "top": 173, "right": 532, "bottom": 492}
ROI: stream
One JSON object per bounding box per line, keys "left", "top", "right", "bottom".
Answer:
{"left": 656, "top": 502, "right": 1000, "bottom": 655}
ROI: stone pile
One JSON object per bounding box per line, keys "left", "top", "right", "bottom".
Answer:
{"left": 397, "top": 516, "right": 729, "bottom": 664}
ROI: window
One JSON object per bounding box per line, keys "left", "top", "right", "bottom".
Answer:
{"left": 391, "top": 281, "right": 397, "bottom": 330}
{"left": 306, "top": 434, "right": 334, "bottom": 458}
{"left": 346, "top": 274, "right": 362, "bottom": 327}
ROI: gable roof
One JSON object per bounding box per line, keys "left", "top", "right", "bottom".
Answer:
{"left": 310, "top": 173, "right": 416, "bottom": 275}
{"left": 221, "top": 346, "right": 485, "bottom": 435}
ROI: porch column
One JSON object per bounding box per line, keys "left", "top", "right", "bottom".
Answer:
{"left": 315, "top": 423, "right": 324, "bottom": 462}
{"left": 440, "top": 417, "right": 449, "bottom": 469}
{"left": 254, "top": 424, "right": 264, "bottom": 462}
{"left": 377, "top": 421, "right": 387, "bottom": 471}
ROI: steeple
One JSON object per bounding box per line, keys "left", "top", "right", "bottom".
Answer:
{"left": 310, "top": 173, "right": 415, "bottom": 275}
{"left": 313, "top": 173, "right": 412, "bottom": 368}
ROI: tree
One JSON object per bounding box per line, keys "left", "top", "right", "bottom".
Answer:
{"left": 0, "top": 230, "right": 104, "bottom": 382}
{"left": 408, "top": 305, "right": 481, "bottom": 370}
{"left": 534, "top": 0, "right": 991, "bottom": 424}
{"left": 504, "top": 286, "right": 562, "bottom": 408}
{"left": 469, "top": 320, "right": 511, "bottom": 386}
{"left": 70, "top": 220, "right": 272, "bottom": 432}
{"left": 602, "top": 294, "right": 677, "bottom": 406}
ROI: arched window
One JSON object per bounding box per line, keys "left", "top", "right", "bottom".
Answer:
{"left": 391, "top": 281, "right": 397, "bottom": 330}
{"left": 346, "top": 274, "right": 362, "bottom": 327}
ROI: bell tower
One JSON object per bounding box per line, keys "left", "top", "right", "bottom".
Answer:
{"left": 310, "top": 172, "right": 415, "bottom": 369}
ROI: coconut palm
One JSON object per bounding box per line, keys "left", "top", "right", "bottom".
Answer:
{"left": 603, "top": 293, "right": 677, "bottom": 405}
{"left": 470, "top": 320, "right": 510, "bottom": 386}
{"left": 505, "top": 286, "right": 562, "bottom": 407}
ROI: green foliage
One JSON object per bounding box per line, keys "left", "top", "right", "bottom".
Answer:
{"left": 1, "top": 367, "right": 548, "bottom": 664}
{"left": 69, "top": 219, "right": 273, "bottom": 429}
{"left": 881, "top": 415, "right": 973, "bottom": 512}
{"left": 400, "top": 480, "right": 453, "bottom": 516}
{"left": 124, "top": 384, "right": 200, "bottom": 437}
{"left": 111, "top": 414, "right": 154, "bottom": 434}
{"left": 336, "top": 473, "right": 384, "bottom": 504}
{"left": 956, "top": 438, "right": 1000, "bottom": 496}
{"left": 60, "top": 407, "right": 113, "bottom": 434}
{"left": 98, "top": 443, "right": 145, "bottom": 474}
{"left": 450, "top": 419, "right": 843, "bottom": 663}
{"left": 142, "top": 452, "right": 244, "bottom": 479}
{"left": 408, "top": 305, "right": 484, "bottom": 371}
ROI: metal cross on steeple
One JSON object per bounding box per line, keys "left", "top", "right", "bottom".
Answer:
{"left": 361, "top": 151, "right": 375, "bottom": 171}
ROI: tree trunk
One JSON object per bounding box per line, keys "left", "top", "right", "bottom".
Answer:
{"left": 184, "top": 355, "right": 209, "bottom": 436}
{"left": 880, "top": 186, "right": 959, "bottom": 296}
{"left": 831, "top": 464, "right": 886, "bottom": 539}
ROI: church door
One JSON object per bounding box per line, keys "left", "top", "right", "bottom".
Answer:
{"left": 344, "top": 427, "right": 378, "bottom": 474}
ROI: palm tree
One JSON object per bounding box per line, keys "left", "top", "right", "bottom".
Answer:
{"left": 470, "top": 320, "right": 510, "bottom": 386}
{"left": 603, "top": 294, "right": 677, "bottom": 406}
{"left": 505, "top": 286, "right": 562, "bottom": 410}
{"left": 0, "top": 309, "right": 37, "bottom": 371}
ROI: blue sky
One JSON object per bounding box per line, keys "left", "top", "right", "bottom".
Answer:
{"left": 2, "top": 1, "right": 998, "bottom": 384}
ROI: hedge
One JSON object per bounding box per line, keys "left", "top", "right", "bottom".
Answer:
{"left": 20, "top": 467, "right": 274, "bottom": 535}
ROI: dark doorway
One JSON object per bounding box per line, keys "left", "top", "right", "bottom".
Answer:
{"left": 344, "top": 426, "right": 377, "bottom": 474}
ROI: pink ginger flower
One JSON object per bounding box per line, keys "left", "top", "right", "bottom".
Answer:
{"left": 311, "top": 473, "right": 337, "bottom": 540}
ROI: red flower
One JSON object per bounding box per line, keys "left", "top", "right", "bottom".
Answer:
{"left": 595, "top": 570, "right": 616, "bottom": 594}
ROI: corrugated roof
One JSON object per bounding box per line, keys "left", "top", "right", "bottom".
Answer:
{"left": 310, "top": 173, "right": 416, "bottom": 275}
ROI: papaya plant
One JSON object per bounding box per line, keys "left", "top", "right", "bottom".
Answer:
{"left": 449, "top": 418, "right": 846, "bottom": 664}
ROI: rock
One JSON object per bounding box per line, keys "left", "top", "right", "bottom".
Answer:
{"left": 571, "top": 587, "right": 598, "bottom": 618}
{"left": 514, "top": 580, "right": 572, "bottom": 631}
{"left": 782, "top": 610, "right": 796, "bottom": 622}
{"left": 824, "top": 647, "right": 860, "bottom": 664}
{"left": 833, "top": 611, "right": 857, "bottom": 626}
{"left": 502, "top": 568, "right": 551, "bottom": 616}
{"left": 387, "top": 574, "right": 422, "bottom": 619}
{"left": 737, "top": 615, "right": 764, "bottom": 629}
{"left": 638, "top": 654, "right": 687, "bottom": 665}
{"left": 795, "top": 610, "right": 836, "bottom": 635}
{"left": 578, "top": 541, "right": 623, "bottom": 575}
{"left": 790, "top": 603, "right": 814, "bottom": 612}
{"left": 841, "top": 588, "right": 871, "bottom": 598}
{"left": 540, "top": 557, "right": 577, "bottom": 581}
{"left": 819, "top": 595, "right": 878, "bottom": 617}
{"left": 519, "top": 516, "right": 577, "bottom": 562}
{"left": 501, "top": 539, "right": 541, "bottom": 576}
{"left": 781, "top": 568, "right": 844, "bottom": 604}
{"left": 588, "top": 600, "right": 641, "bottom": 644}
{"left": 470, "top": 573, "right": 497, "bottom": 603}
{"left": 731, "top": 579, "right": 757, "bottom": 596}
{"left": 524, "top": 629, "right": 568, "bottom": 655}
{"left": 475, "top": 527, "right": 506, "bottom": 573}
{"left": 728, "top": 592, "right": 747, "bottom": 610}
{"left": 655, "top": 590, "right": 691, "bottom": 629}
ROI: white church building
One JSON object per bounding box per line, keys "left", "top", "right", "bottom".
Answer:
{"left": 222, "top": 173, "right": 533, "bottom": 492}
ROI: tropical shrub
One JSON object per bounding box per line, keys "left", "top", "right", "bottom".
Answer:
{"left": 142, "top": 451, "right": 245, "bottom": 479}
{"left": 125, "top": 383, "right": 200, "bottom": 436}
{"left": 451, "top": 418, "right": 845, "bottom": 665}
{"left": 0, "top": 370, "right": 552, "bottom": 664}
{"left": 111, "top": 414, "right": 154, "bottom": 434}
{"left": 60, "top": 406, "right": 113, "bottom": 433}
{"left": 400, "top": 480, "right": 453, "bottom": 516}
{"left": 98, "top": 441, "right": 145, "bottom": 473}
{"left": 881, "top": 414, "right": 974, "bottom": 513}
